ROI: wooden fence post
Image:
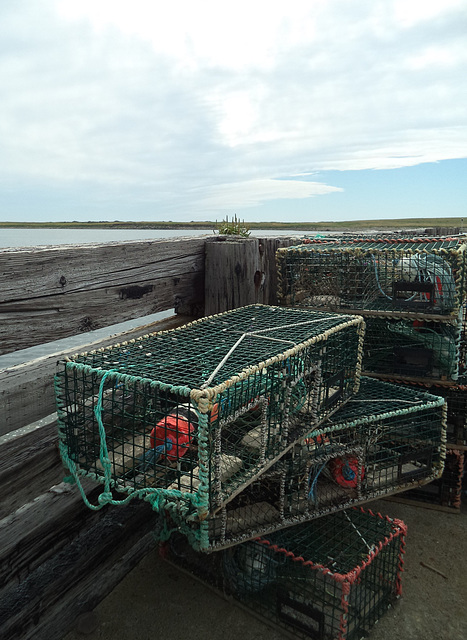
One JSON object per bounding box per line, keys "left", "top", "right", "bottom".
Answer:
{"left": 204, "top": 237, "right": 260, "bottom": 315}
{"left": 204, "top": 236, "right": 297, "bottom": 315}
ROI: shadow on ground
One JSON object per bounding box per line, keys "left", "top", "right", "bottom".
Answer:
{"left": 65, "top": 499, "right": 467, "bottom": 640}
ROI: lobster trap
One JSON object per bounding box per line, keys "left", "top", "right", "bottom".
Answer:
{"left": 388, "top": 377, "right": 467, "bottom": 449}
{"left": 437, "top": 379, "right": 467, "bottom": 449}
{"left": 361, "top": 313, "right": 466, "bottom": 382}
{"left": 55, "top": 305, "right": 365, "bottom": 521}
{"left": 163, "top": 508, "right": 407, "bottom": 640}
{"left": 159, "top": 377, "right": 445, "bottom": 551}
{"left": 392, "top": 449, "right": 464, "bottom": 512}
{"left": 277, "top": 237, "right": 466, "bottom": 319}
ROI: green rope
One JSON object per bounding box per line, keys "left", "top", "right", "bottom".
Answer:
{"left": 57, "top": 367, "right": 207, "bottom": 514}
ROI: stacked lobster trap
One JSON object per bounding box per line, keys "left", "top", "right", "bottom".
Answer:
{"left": 277, "top": 237, "right": 466, "bottom": 317}
{"left": 56, "top": 304, "right": 365, "bottom": 526}
{"left": 161, "top": 377, "right": 446, "bottom": 551}
{"left": 163, "top": 507, "right": 407, "bottom": 640}
{"left": 277, "top": 235, "right": 466, "bottom": 511}
{"left": 55, "top": 297, "right": 450, "bottom": 638}
{"left": 277, "top": 237, "right": 467, "bottom": 384}
{"left": 393, "top": 377, "right": 467, "bottom": 512}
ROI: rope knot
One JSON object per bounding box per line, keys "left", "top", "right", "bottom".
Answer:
{"left": 196, "top": 396, "right": 211, "bottom": 414}
{"left": 98, "top": 491, "right": 113, "bottom": 505}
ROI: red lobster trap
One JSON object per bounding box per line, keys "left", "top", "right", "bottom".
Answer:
{"left": 157, "top": 377, "right": 446, "bottom": 551}
{"left": 55, "top": 304, "right": 365, "bottom": 524}
{"left": 162, "top": 507, "right": 407, "bottom": 640}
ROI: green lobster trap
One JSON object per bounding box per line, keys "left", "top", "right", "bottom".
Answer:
{"left": 163, "top": 507, "right": 407, "bottom": 640}
{"left": 443, "top": 381, "right": 467, "bottom": 449}
{"left": 392, "top": 448, "right": 464, "bottom": 512}
{"left": 56, "top": 304, "right": 364, "bottom": 522}
{"left": 435, "top": 378, "right": 467, "bottom": 449}
{"left": 388, "top": 376, "right": 467, "bottom": 449}
{"left": 361, "top": 311, "right": 466, "bottom": 382}
{"left": 161, "top": 377, "right": 445, "bottom": 551}
{"left": 277, "top": 237, "right": 466, "bottom": 319}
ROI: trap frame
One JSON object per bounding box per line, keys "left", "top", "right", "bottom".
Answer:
{"left": 55, "top": 304, "right": 365, "bottom": 523}
{"left": 391, "top": 448, "right": 464, "bottom": 512}
{"left": 163, "top": 507, "right": 407, "bottom": 640}
{"left": 443, "top": 382, "right": 467, "bottom": 449}
{"left": 159, "top": 377, "right": 445, "bottom": 551}
{"left": 361, "top": 313, "right": 466, "bottom": 383}
{"left": 277, "top": 237, "right": 466, "bottom": 320}
{"left": 382, "top": 376, "right": 467, "bottom": 450}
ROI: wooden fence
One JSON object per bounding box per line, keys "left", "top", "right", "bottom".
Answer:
{"left": 0, "top": 234, "right": 296, "bottom": 639}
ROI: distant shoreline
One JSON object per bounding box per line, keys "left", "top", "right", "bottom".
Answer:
{"left": 0, "top": 218, "right": 463, "bottom": 231}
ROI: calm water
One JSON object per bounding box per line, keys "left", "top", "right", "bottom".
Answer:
{"left": 0, "top": 227, "right": 307, "bottom": 249}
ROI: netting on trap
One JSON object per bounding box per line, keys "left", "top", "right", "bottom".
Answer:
{"left": 443, "top": 382, "right": 467, "bottom": 448}
{"left": 277, "top": 237, "right": 466, "bottom": 318}
{"left": 395, "top": 448, "right": 464, "bottom": 511}
{"left": 163, "top": 508, "right": 407, "bottom": 640}
{"left": 55, "top": 304, "right": 365, "bottom": 520}
{"left": 162, "top": 377, "right": 445, "bottom": 551}
{"left": 430, "top": 376, "right": 467, "bottom": 449}
{"left": 392, "top": 377, "right": 467, "bottom": 449}
{"left": 372, "top": 375, "right": 467, "bottom": 449}
{"left": 361, "top": 314, "right": 466, "bottom": 382}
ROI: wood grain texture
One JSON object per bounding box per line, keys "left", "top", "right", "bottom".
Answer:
{"left": 0, "top": 314, "right": 189, "bottom": 436}
{"left": 0, "top": 484, "right": 158, "bottom": 640}
{"left": 204, "top": 237, "right": 260, "bottom": 315}
{"left": 257, "top": 237, "right": 297, "bottom": 306}
{"left": 0, "top": 237, "right": 206, "bottom": 353}
{"left": 204, "top": 236, "right": 296, "bottom": 315}
{"left": 0, "top": 480, "right": 99, "bottom": 589}
{"left": 0, "top": 236, "right": 302, "bottom": 640}
{"left": 0, "top": 415, "right": 62, "bottom": 518}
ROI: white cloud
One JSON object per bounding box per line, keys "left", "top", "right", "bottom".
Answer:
{"left": 0, "top": 0, "right": 466, "bottom": 219}
{"left": 393, "top": 0, "right": 465, "bottom": 28}
{"left": 56, "top": 0, "right": 288, "bottom": 71}
{"left": 198, "top": 178, "right": 343, "bottom": 209}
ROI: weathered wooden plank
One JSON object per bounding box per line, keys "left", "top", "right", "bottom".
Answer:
{"left": 0, "top": 314, "right": 189, "bottom": 436}
{"left": 204, "top": 236, "right": 297, "bottom": 315}
{"left": 0, "top": 414, "right": 63, "bottom": 518}
{"left": 27, "top": 529, "right": 155, "bottom": 640}
{"left": 0, "top": 493, "right": 158, "bottom": 640}
{"left": 0, "top": 480, "right": 100, "bottom": 589}
{"left": 257, "top": 236, "right": 297, "bottom": 306}
{"left": 0, "top": 237, "right": 206, "bottom": 353}
{"left": 0, "top": 237, "right": 207, "bottom": 301}
{"left": 204, "top": 237, "right": 261, "bottom": 315}
{"left": 0, "top": 272, "right": 200, "bottom": 354}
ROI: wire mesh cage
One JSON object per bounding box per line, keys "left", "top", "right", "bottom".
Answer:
{"left": 394, "top": 449, "right": 464, "bottom": 511}
{"left": 163, "top": 507, "right": 407, "bottom": 640}
{"left": 387, "top": 377, "right": 467, "bottom": 449}
{"left": 277, "top": 237, "right": 466, "bottom": 318}
{"left": 55, "top": 304, "right": 365, "bottom": 521}
{"left": 161, "top": 377, "right": 445, "bottom": 551}
{"left": 439, "top": 380, "right": 467, "bottom": 449}
{"left": 361, "top": 313, "right": 466, "bottom": 382}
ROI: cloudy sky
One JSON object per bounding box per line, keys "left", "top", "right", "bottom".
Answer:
{"left": 1, "top": 0, "right": 466, "bottom": 223}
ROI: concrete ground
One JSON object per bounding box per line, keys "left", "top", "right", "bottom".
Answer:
{"left": 65, "top": 499, "right": 467, "bottom": 640}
